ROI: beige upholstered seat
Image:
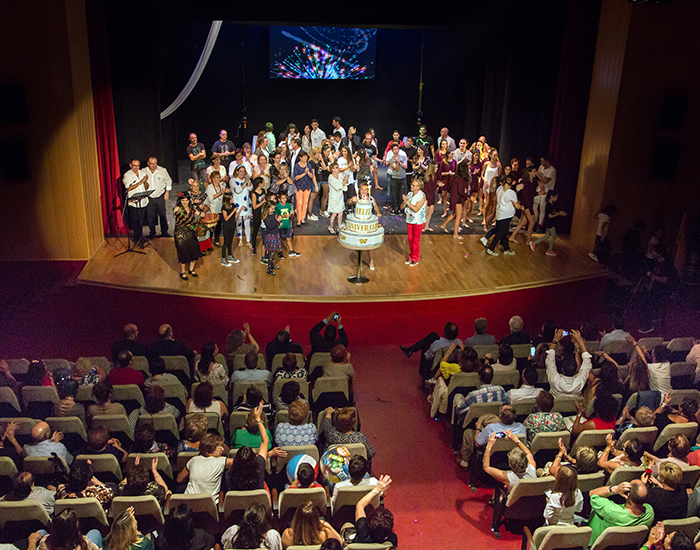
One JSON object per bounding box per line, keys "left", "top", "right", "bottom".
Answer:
{"left": 110, "top": 495, "right": 165, "bottom": 534}
{"left": 222, "top": 489, "right": 272, "bottom": 529}
{"left": 278, "top": 487, "right": 327, "bottom": 529}
{"left": 589, "top": 525, "right": 649, "bottom": 550}
{"left": 75, "top": 453, "right": 123, "bottom": 484}
{"left": 571, "top": 429, "right": 615, "bottom": 455}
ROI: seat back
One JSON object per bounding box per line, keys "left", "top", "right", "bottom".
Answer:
{"left": 473, "top": 345, "right": 499, "bottom": 359}
{"left": 0, "top": 500, "right": 51, "bottom": 540}
{"left": 668, "top": 338, "right": 694, "bottom": 362}
{"left": 194, "top": 354, "right": 228, "bottom": 373}
{"left": 272, "top": 353, "right": 305, "bottom": 375}
{"left": 602, "top": 340, "right": 633, "bottom": 364}
{"left": 608, "top": 466, "right": 645, "bottom": 486}
{"left": 670, "top": 362, "right": 696, "bottom": 389}
{"left": 162, "top": 355, "right": 191, "bottom": 383}
{"left": 222, "top": 489, "right": 272, "bottom": 528}
{"left": 232, "top": 380, "right": 269, "bottom": 406}
{"left": 552, "top": 398, "right": 579, "bottom": 416}
{"left": 46, "top": 416, "right": 88, "bottom": 455}
{"left": 54, "top": 497, "right": 109, "bottom": 533}
{"left": 616, "top": 427, "right": 658, "bottom": 451}
{"left": 131, "top": 356, "right": 151, "bottom": 377}
{"left": 127, "top": 452, "right": 173, "bottom": 480}
{"left": 504, "top": 476, "right": 556, "bottom": 512}
{"left": 653, "top": 422, "right": 698, "bottom": 452}
{"left": 137, "top": 413, "right": 181, "bottom": 448}
{"left": 668, "top": 389, "right": 700, "bottom": 407}
{"left": 21, "top": 386, "right": 60, "bottom": 418}
{"left": 491, "top": 370, "right": 520, "bottom": 392}
{"left": 23, "top": 455, "right": 69, "bottom": 477}
{"left": 531, "top": 431, "right": 571, "bottom": 468}
{"left": 278, "top": 487, "right": 327, "bottom": 530}
{"left": 159, "top": 380, "right": 188, "bottom": 414}
{"left": 42, "top": 359, "right": 71, "bottom": 373}
{"left": 312, "top": 376, "right": 349, "bottom": 403}
{"left": 185, "top": 412, "right": 224, "bottom": 437}
{"left": 229, "top": 410, "right": 269, "bottom": 434}
{"left": 512, "top": 399, "right": 538, "bottom": 420}
{"left": 308, "top": 352, "right": 330, "bottom": 379}
{"left": 630, "top": 339, "right": 664, "bottom": 362}
{"left": 662, "top": 517, "right": 700, "bottom": 541}
{"left": 586, "top": 395, "right": 623, "bottom": 419}
{"left": 84, "top": 356, "right": 112, "bottom": 374}
{"left": 168, "top": 493, "right": 219, "bottom": 534}
{"left": 111, "top": 384, "right": 145, "bottom": 413}
{"left": 91, "top": 414, "right": 135, "bottom": 443}
{"left": 327, "top": 443, "right": 368, "bottom": 460}
{"left": 273, "top": 378, "right": 309, "bottom": 403}
{"left": 110, "top": 495, "right": 164, "bottom": 535}
{"left": 571, "top": 430, "right": 614, "bottom": 455}
{"left": 532, "top": 525, "right": 594, "bottom": 550}
{"left": 460, "top": 401, "right": 503, "bottom": 429}
{"left": 0, "top": 456, "right": 18, "bottom": 496}
{"left": 590, "top": 525, "right": 649, "bottom": 550}
{"left": 276, "top": 445, "right": 320, "bottom": 474}
{"left": 232, "top": 353, "right": 266, "bottom": 372}
{"left": 446, "top": 372, "right": 480, "bottom": 415}
{"left": 577, "top": 471, "right": 607, "bottom": 493}
{"left": 0, "top": 387, "right": 22, "bottom": 417}
{"left": 331, "top": 485, "right": 379, "bottom": 529}
{"left": 0, "top": 417, "right": 36, "bottom": 447}
{"left": 176, "top": 451, "right": 199, "bottom": 475}
{"left": 7, "top": 359, "right": 29, "bottom": 375}
{"left": 75, "top": 454, "right": 123, "bottom": 484}
{"left": 680, "top": 466, "right": 700, "bottom": 489}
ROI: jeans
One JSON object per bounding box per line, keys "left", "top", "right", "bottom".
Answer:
{"left": 146, "top": 194, "right": 168, "bottom": 236}
{"left": 534, "top": 226, "right": 557, "bottom": 250}
{"left": 533, "top": 195, "right": 546, "bottom": 226}
{"left": 390, "top": 177, "right": 406, "bottom": 211}
{"left": 489, "top": 218, "right": 512, "bottom": 251}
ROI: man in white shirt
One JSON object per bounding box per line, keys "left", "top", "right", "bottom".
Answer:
{"left": 437, "top": 127, "right": 456, "bottom": 151}
{"left": 385, "top": 144, "right": 407, "bottom": 214}
{"left": 453, "top": 139, "right": 472, "bottom": 165}
{"left": 507, "top": 368, "right": 543, "bottom": 404}
{"left": 123, "top": 158, "right": 150, "bottom": 245}
{"left": 546, "top": 331, "right": 592, "bottom": 399}
{"left": 310, "top": 119, "right": 326, "bottom": 148}
{"left": 331, "top": 116, "right": 346, "bottom": 139}
{"left": 143, "top": 157, "right": 172, "bottom": 238}
{"left": 533, "top": 155, "right": 557, "bottom": 227}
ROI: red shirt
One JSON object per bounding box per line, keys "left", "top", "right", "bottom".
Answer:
{"left": 108, "top": 367, "right": 145, "bottom": 386}
{"left": 590, "top": 417, "right": 616, "bottom": 430}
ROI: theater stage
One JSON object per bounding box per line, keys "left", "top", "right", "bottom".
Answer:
{"left": 78, "top": 234, "right": 607, "bottom": 303}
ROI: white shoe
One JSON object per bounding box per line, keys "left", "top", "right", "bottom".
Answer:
{"left": 480, "top": 237, "right": 488, "bottom": 247}
{"left": 486, "top": 249, "right": 499, "bottom": 256}
{"left": 503, "top": 250, "right": 516, "bottom": 256}
{"left": 588, "top": 252, "right": 599, "bottom": 262}
{"left": 320, "top": 211, "right": 330, "bottom": 218}
{"left": 459, "top": 460, "right": 470, "bottom": 469}
{"left": 308, "top": 214, "right": 319, "bottom": 221}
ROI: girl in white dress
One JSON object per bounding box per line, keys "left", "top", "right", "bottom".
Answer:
{"left": 481, "top": 148, "right": 501, "bottom": 228}
{"left": 231, "top": 165, "right": 253, "bottom": 247}
{"left": 327, "top": 162, "right": 348, "bottom": 234}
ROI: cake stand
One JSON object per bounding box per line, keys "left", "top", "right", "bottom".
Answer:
{"left": 338, "top": 240, "right": 383, "bottom": 284}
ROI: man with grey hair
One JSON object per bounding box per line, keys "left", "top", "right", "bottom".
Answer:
{"left": 464, "top": 318, "right": 497, "bottom": 347}
{"left": 499, "top": 315, "right": 531, "bottom": 346}
{"left": 23, "top": 421, "right": 73, "bottom": 465}
{"left": 0, "top": 472, "right": 55, "bottom": 514}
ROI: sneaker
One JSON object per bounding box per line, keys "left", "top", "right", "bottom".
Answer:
{"left": 410, "top": 260, "right": 419, "bottom": 266}
{"left": 459, "top": 460, "right": 470, "bottom": 469}
{"left": 227, "top": 255, "right": 235, "bottom": 262}
{"left": 400, "top": 345, "right": 413, "bottom": 358}
{"left": 260, "top": 257, "right": 268, "bottom": 264}
{"left": 320, "top": 211, "right": 330, "bottom": 218}
{"left": 308, "top": 214, "right": 319, "bottom": 221}
{"left": 529, "top": 242, "right": 536, "bottom": 253}
{"left": 405, "top": 258, "right": 412, "bottom": 265}
{"left": 588, "top": 252, "right": 599, "bottom": 262}
{"left": 486, "top": 249, "right": 499, "bottom": 256}
{"left": 545, "top": 250, "right": 558, "bottom": 257}
{"left": 278, "top": 252, "right": 284, "bottom": 260}
{"left": 290, "top": 251, "right": 301, "bottom": 257}
{"left": 272, "top": 265, "right": 281, "bottom": 270}
{"left": 267, "top": 270, "right": 276, "bottom": 276}
{"left": 480, "top": 236, "right": 488, "bottom": 247}
{"left": 220, "top": 259, "right": 230, "bottom": 266}
{"left": 229, "top": 257, "right": 240, "bottom": 264}
{"left": 503, "top": 250, "right": 516, "bottom": 256}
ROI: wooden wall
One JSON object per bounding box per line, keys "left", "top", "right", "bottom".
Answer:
{"left": 572, "top": 0, "right": 700, "bottom": 254}
{"left": 0, "top": 0, "right": 103, "bottom": 261}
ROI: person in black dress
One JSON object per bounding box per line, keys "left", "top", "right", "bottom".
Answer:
{"left": 250, "top": 177, "right": 265, "bottom": 256}
{"left": 263, "top": 201, "right": 282, "bottom": 276}
{"left": 174, "top": 191, "right": 203, "bottom": 280}
{"left": 220, "top": 190, "right": 239, "bottom": 266}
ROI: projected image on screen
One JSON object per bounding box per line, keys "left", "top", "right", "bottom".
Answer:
{"left": 270, "top": 26, "right": 377, "bottom": 80}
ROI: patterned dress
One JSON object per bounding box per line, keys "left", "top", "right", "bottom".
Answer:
{"left": 174, "top": 207, "right": 203, "bottom": 264}
{"left": 190, "top": 190, "right": 212, "bottom": 251}
{"left": 231, "top": 178, "right": 253, "bottom": 239}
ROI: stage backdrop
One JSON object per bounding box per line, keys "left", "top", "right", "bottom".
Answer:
{"left": 102, "top": 1, "right": 572, "bottom": 186}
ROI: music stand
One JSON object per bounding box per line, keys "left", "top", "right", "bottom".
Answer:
{"left": 115, "top": 189, "right": 155, "bottom": 257}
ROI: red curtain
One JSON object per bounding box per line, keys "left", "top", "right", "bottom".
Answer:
{"left": 86, "top": 0, "right": 125, "bottom": 235}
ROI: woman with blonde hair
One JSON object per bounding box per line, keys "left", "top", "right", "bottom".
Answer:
{"left": 643, "top": 462, "right": 687, "bottom": 521}
{"left": 544, "top": 465, "right": 583, "bottom": 525}
{"left": 281, "top": 501, "right": 342, "bottom": 549}
{"left": 72, "top": 358, "right": 106, "bottom": 386}
{"left": 107, "top": 507, "right": 153, "bottom": 550}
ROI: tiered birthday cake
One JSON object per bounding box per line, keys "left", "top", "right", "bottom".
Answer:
{"left": 338, "top": 197, "right": 385, "bottom": 249}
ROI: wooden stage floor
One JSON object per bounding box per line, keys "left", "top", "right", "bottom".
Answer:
{"left": 78, "top": 234, "right": 607, "bottom": 303}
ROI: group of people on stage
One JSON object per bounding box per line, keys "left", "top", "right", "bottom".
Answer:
{"left": 123, "top": 118, "right": 565, "bottom": 278}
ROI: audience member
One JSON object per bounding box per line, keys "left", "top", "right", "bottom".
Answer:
{"left": 546, "top": 330, "right": 592, "bottom": 399}
{"left": 544, "top": 465, "right": 583, "bottom": 525}
{"left": 156, "top": 503, "right": 215, "bottom": 550}
{"left": 55, "top": 460, "right": 114, "bottom": 509}
{"left": 289, "top": 463, "right": 323, "bottom": 489}
{"left": 186, "top": 380, "right": 229, "bottom": 422}
{"left": 322, "top": 407, "right": 375, "bottom": 459}
{"left": 572, "top": 393, "right": 619, "bottom": 436}
{"left": 110, "top": 351, "right": 146, "bottom": 387}
{"left": 177, "top": 432, "right": 234, "bottom": 505}
{"left": 309, "top": 312, "right": 348, "bottom": 355}
{"left": 118, "top": 456, "right": 169, "bottom": 508}
{"left": 107, "top": 507, "right": 154, "bottom": 550}
{"left": 231, "top": 411, "right": 272, "bottom": 449}
{"left": 33, "top": 509, "right": 102, "bottom": 550}
{"left": 26, "top": 360, "right": 54, "bottom": 387}
{"left": 464, "top": 318, "right": 497, "bottom": 347}
{"left": 549, "top": 438, "right": 599, "bottom": 476}
{"left": 111, "top": 323, "right": 149, "bottom": 364}
{"left": 507, "top": 367, "right": 543, "bottom": 404}
{"left": 435, "top": 343, "right": 480, "bottom": 382}
{"left": 88, "top": 382, "right": 128, "bottom": 421}
{"left": 194, "top": 342, "right": 229, "bottom": 386}
{"left": 584, "top": 355, "right": 623, "bottom": 406}
{"left": 322, "top": 345, "right": 355, "bottom": 380}
{"left": 0, "top": 420, "right": 23, "bottom": 467}
{"left": 24, "top": 420, "right": 73, "bottom": 465}
{"left": 642, "top": 463, "right": 687, "bottom": 521}
{"left": 401, "top": 321, "right": 462, "bottom": 363}
{"left": 597, "top": 433, "right": 644, "bottom": 473}
{"left": 490, "top": 344, "right": 516, "bottom": 371}
{"left": 137, "top": 385, "right": 180, "bottom": 420}
{"left": 522, "top": 390, "right": 566, "bottom": 444}
{"left": 150, "top": 324, "right": 195, "bottom": 370}
{"left": 225, "top": 324, "right": 260, "bottom": 368}
{"left": 275, "top": 399, "right": 317, "bottom": 446}
{"left": 331, "top": 455, "right": 378, "bottom": 506}
{"left": 0, "top": 359, "right": 21, "bottom": 393}
{"left": 86, "top": 425, "right": 128, "bottom": 463}
{"left": 587, "top": 480, "right": 654, "bottom": 546}
{"left": 499, "top": 316, "right": 531, "bottom": 346}
{"left": 615, "top": 405, "right": 654, "bottom": 439}
{"left": 177, "top": 413, "right": 208, "bottom": 453}
{"left": 688, "top": 337, "right": 700, "bottom": 384}
{"left": 274, "top": 352, "right": 308, "bottom": 380}
{"left": 71, "top": 357, "right": 106, "bottom": 386}
{"left": 232, "top": 350, "right": 273, "bottom": 386}
{"left": 460, "top": 403, "right": 525, "bottom": 467}
{"left": 351, "top": 475, "right": 397, "bottom": 547}
{"left": 281, "top": 501, "right": 343, "bottom": 548}
{"left": 599, "top": 315, "right": 631, "bottom": 350}
{"left": 0, "top": 471, "right": 55, "bottom": 515}
{"left": 646, "top": 434, "right": 690, "bottom": 475}
{"left": 144, "top": 356, "right": 180, "bottom": 387}
{"left": 265, "top": 329, "right": 304, "bottom": 370}
{"left": 54, "top": 378, "right": 86, "bottom": 424}
{"left": 132, "top": 422, "right": 172, "bottom": 458}
{"left": 221, "top": 503, "right": 282, "bottom": 550}
{"left": 274, "top": 380, "right": 308, "bottom": 412}
{"left": 654, "top": 394, "right": 698, "bottom": 432}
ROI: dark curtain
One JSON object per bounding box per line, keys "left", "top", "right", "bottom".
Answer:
{"left": 86, "top": 0, "right": 126, "bottom": 235}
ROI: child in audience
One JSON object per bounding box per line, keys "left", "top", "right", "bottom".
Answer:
{"left": 331, "top": 455, "right": 378, "bottom": 506}
{"left": 544, "top": 464, "right": 583, "bottom": 525}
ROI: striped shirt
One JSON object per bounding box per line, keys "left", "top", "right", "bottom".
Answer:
{"left": 455, "top": 384, "right": 506, "bottom": 417}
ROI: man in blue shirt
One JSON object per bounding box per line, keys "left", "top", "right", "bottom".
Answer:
{"left": 400, "top": 322, "right": 461, "bottom": 379}
{"left": 599, "top": 314, "right": 631, "bottom": 350}
{"left": 23, "top": 421, "right": 73, "bottom": 466}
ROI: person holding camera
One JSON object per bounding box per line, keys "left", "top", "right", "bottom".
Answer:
{"left": 309, "top": 312, "right": 348, "bottom": 355}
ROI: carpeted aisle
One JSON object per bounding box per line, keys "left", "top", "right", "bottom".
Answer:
{"left": 352, "top": 345, "right": 522, "bottom": 550}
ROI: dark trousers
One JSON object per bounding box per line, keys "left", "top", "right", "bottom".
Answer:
{"left": 408, "top": 331, "right": 440, "bottom": 379}
{"left": 251, "top": 211, "right": 262, "bottom": 252}
{"left": 212, "top": 216, "right": 222, "bottom": 243}
{"left": 488, "top": 218, "right": 512, "bottom": 251}
{"left": 222, "top": 227, "right": 235, "bottom": 259}
{"left": 127, "top": 205, "right": 147, "bottom": 242}
{"left": 390, "top": 177, "right": 405, "bottom": 211}
{"left": 147, "top": 195, "right": 168, "bottom": 236}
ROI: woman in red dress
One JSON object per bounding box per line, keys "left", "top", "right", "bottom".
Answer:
{"left": 466, "top": 150, "right": 483, "bottom": 224}
{"left": 439, "top": 159, "right": 470, "bottom": 238}
{"left": 422, "top": 162, "right": 438, "bottom": 232}
{"left": 438, "top": 150, "right": 456, "bottom": 218}
{"left": 434, "top": 139, "right": 450, "bottom": 208}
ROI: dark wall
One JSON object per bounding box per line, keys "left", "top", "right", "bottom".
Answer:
{"left": 104, "top": 1, "right": 570, "bottom": 180}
